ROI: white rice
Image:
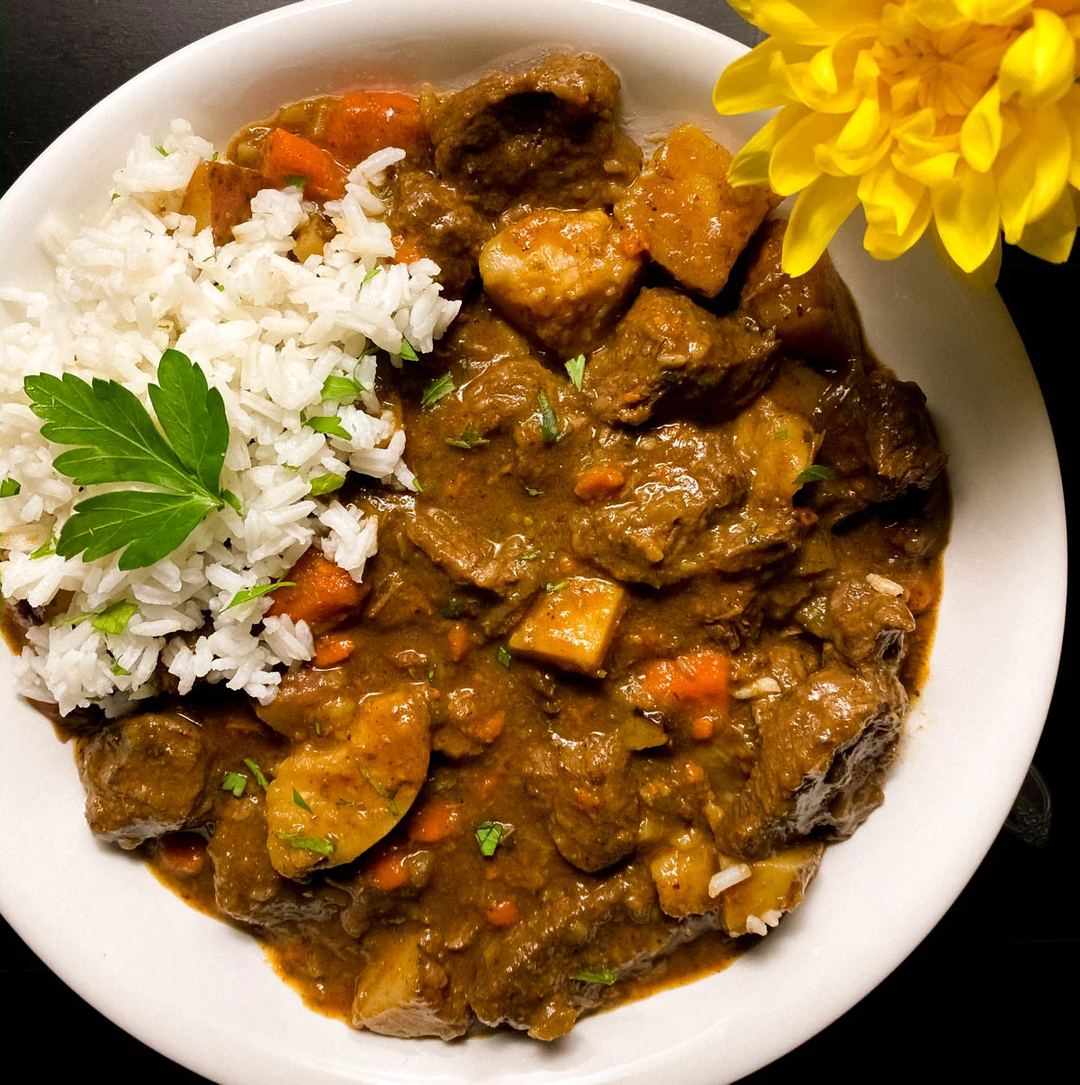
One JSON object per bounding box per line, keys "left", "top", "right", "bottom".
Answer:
{"left": 1, "top": 120, "right": 460, "bottom": 715}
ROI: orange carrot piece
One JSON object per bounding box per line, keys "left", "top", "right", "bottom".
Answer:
{"left": 691, "top": 715, "right": 715, "bottom": 741}
{"left": 391, "top": 236, "right": 425, "bottom": 265}
{"left": 367, "top": 849, "right": 408, "bottom": 891}
{"left": 574, "top": 464, "right": 626, "bottom": 501}
{"left": 261, "top": 128, "right": 347, "bottom": 201}
{"left": 266, "top": 548, "right": 367, "bottom": 627}
{"left": 158, "top": 833, "right": 206, "bottom": 876}
{"left": 469, "top": 710, "right": 505, "bottom": 745}
{"left": 485, "top": 900, "right": 520, "bottom": 928}
{"left": 448, "top": 622, "right": 471, "bottom": 662}
{"left": 407, "top": 800, "right": 461, "bottom": 844}
{"left": 902, "top": 570, "right": 936, "bottom": 614}
{"left": 684, "top": 761, "right": 706, "bottom": 784}
{"left": 312, "top": 632, "right": 355, "bottom": 668}
{"left": 323, "top": 92, "right": 426, "bottom": 168}
{"left": 642, "top": 649, "right": 730, "bottom": 714}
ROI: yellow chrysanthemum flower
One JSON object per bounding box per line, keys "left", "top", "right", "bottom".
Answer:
{"left": 714, "top": 0, "right": 1080, "bottom": 276}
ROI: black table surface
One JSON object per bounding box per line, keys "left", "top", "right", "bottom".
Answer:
{"left": 1, "top": 1, "right": 1075, "bottom": 1081}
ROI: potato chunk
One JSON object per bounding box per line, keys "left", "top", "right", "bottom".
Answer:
{"left": 180, "top": 160, "right": 266, "bottom": 245}
{"left": 731, "top": 395, "right": 819, "bottom": 503}
{"left": 648, "top": 828, "right": 718, "bottom": 918}
{"left": 614, "top": 124, "right": 776, "bottom": 297}
{"left": 719, "top": 842, "right": 824, "bottom": 936}
{"left": 352, "top": 926, "right": 468, "bottom": 1039}
{"left": 508, "top": 576, "right": 626, "bottom": 675}
{"left": 479, "top": 208, "right": 644, "bottom": 356}
{"left": 266, "top": 689, "right": 431, "bottom": 878}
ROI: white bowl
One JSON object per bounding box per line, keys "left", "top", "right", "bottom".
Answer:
{"left": 0, "top": 1, "right": 1067, "bottom": 1082}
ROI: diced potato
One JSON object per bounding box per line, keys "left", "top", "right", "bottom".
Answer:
{"left": 648, "top": 828, "right": 718, "bottom": 918}
{"left": 508, "top": 576, "right": 627, "bottom": 675}
{"left": 292, "top": 212, "right": 337, "bottom": 262}
{"left": 614, "top": 124, "right": 776, "bottom": 297}
{"left": 180, "top": 160, "right": 266, "bottom": 245}
{"left": 731, "top": 395, "right": 819, "bottom": 503}
{"left": 720, "top": 842, "right": 824, "bottom": 936}
{"left": 266, "top": 689, "right": 431, "bottom": 878}
{"left": 352, "top": 925, "right": 467, "bottom": 1039}
{"left": 479, "top": 208, "right": 644, "bottom": 356}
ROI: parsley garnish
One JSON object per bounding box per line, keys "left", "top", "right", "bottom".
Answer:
{"left": 293, "top": 788, "right": 312, "bottom": 812}
{"left": 399, "top": 338, "right": 419, "bottom": 363}
{"left": 309, "top": 472, "right": 346, "bottom": 496}
{"left": 496, "top": 646, "right": 512, "bottom": 668}
{"left": 276, "top": 832, "right": 334, "bottom": 858}
{"left": 518, "top": 551, "right": 537, "bottom": 561}
{"left": 304, "top": 414, "right": 352, "bottom": 441}
{"left": 24, "top": 350, "right": 230, "bottom": 570}
{"left": 525, "top": 485, "right": 542, "bottom": 497}
{"left": 570, "top": 967, "right": 618, "bottom": 985}
{"left": 475, "top": 821, "right": 503, "bottom": 857}
{"left": 793, "top": 465, "right": 837, "bottom": 485}
{"left": 156, "top": 145, "right": 168, "bottom": 156}
{"left": 243, "top": 758, "right": 270, "bottom": 789}
{"left": 773, "top": 429, "right": 788, "bottom": 441}
{"left": 565, "top": 355, "right": 586, "bottom": 390}
{"left": 440, "top": 598, "right": 462, "bottom": 619}
{"left": 110, "top": 192, "right": 121, "bottom": 201}
{"left": 0, "top": 478, "right": 20, "bottom": 497}
{"left": 538, "top": 391, "right": 562, "bottom": 444}
{"left": 360, "top": 769, "right": 400, "bottom": 816}
{"left": 545, "top": 581, "right": 568, "bottom": 593}
{"left": 421, "top": 373, "right": 455, "bottom": 408}
{"left": 224, "top": 580, "right": 294, "bottom": 611}
{"left": 110, "top": 661, "right": 132, "bottom": 676}
{"left": 321, "top": 375, "right": 363, "bottom": 402}
{"left": 362, "top": 267, "right": 383, "bottom": 284}
{"left": 29, "top": 536, "right": 58, "bottom": 559}
{"left": 222, "top": 770, "right": 248, "bottom": 797}
{"left": 283, "top": 174, "right": 307, "bottom": 188}
{"left": 411, "top": 477, "right": 426, "bottom": 492}
{"left": 61, "top": 600, "right": 139, "bottom": 635}
{"left": 213, "top": 283, "right": 225, "bottom": 292}
{"left": 445, "top": 424, "right": 488, "bottom": 449}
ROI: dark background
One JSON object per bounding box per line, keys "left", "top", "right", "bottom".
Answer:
{"left": 1, "top": 1, "right": 1074, "bottom": 1081}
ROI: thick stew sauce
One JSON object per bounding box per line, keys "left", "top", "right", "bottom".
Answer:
{"left": 46, "top": 55, "right": 948, "bottom": 1040}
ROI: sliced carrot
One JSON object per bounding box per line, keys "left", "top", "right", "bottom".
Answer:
{"left": 684, "top": 761, "right": 706, "bottom": 785}
{"left": 642, "top": 649, "right": 730, "bottom": 714}
{"left": 691, "top": 715, "right": 715, "bottom": 741}
{"left": 312, "top": 632, "right": 355, "bottom": 668}
{"left": 323, "top": 92, "right": 427, "bottom": 168}
{"left": 485, "top": 900, "right": 520, "bottom": 928}
{"left": 367, "top": 849, "right": 408, "bottom": 891}
{"left": 619, "top": 228, "right": 648, "bottom": 257}
{"left": 261, "top": 128, "right": 347, "bottom": 201}
{"left": 158, "top": 833, "right": 206, "bottom": 876}
{"left": 391, "top": 235, "right": 425, "bottom": 265}
{"left": 902, "top": 570, "right": 937, "bottom": 614}
{"left": 407, "top": 800, "right": 461, "bottom": 844}
{"left": 448, "top": 622, "right": 471, "bottom": 662}
{"left": 574, "top": 464, "right": 626, "bottom": 501}
{"left": 266, "top": 548, "right": 367, "bottom": 627}
{"left": 469, "top": 710, "right": 505, "bottom": 745}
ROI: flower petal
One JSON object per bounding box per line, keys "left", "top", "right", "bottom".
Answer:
{"left": 930, "top": 221, "right": 1003, "bottom": 288}
{"left": 858, "top": 165, "right": 926, "bottom": 236}
{"left": 1017, "top": 188, "right": 1078, "bottom": 263}
{"left": 931, "top": 161, "right": 1001, "bottom": 272}
{"left": 782, "top": 174, "right": 861, "bottom": 276}
{"left": 905, "top": 0, "right": 972, "bottom": 30}
{"left": 995, "top": 102, "right": 1072, "bottom": 240}
{"left": 770, "top": 110, "right": 848, "bottom": 195}
{"left": 954, "top": 0, "right": 1046, "bottom": 25}
{"left": 714, "top": 39, "right": 804, "bottom": 114}
{"left": 998, "top": 9, "right": 1077, "bottom": 108}
{"left": 729, "top": 105, "right": 809, "bottom": 186}
{"left": 729, "top": 0, "right": 885, "bottom": 44}
{"left": 960, "top": 82, "right": 1003, "bottom": 173}
{"left": 1056, "top": 84, "right": 1080, "bottom": 190}
{"left": 864, "top": 190, "right": 933, "bottom": 260}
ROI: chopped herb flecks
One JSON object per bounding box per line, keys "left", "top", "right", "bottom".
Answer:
{"left": 475, "top": 821, "right": 503, "bottom": 857}
{"left": 222, "top": 770, "right": 248, "bottom": 798}
{"left": 445, "top": 424, "right": 489, "bottom": 449}
{"left": 793, "top": 465, "right": 836, "bottom": 485}
{"left": 570, "top": 967, "right": 618, "bottom": 985}
{"left": 224, "top": 581, "right": 294, "bottom": 611}
{"left": 243, "top": 758, "right": 270, "bottom": 789}
{"left": 565, "top": 355, "right": 586, "bottom": 390}
{"left": 293, "top": 788, "right": 312, "bottom": 812}
{"left": 496, "top": 646, "right": 512, "bottom": 668}
{"left": 277, "top": 833, "right": 334, "bottom": 858}
{"left": 421, "top": 373, "right": 455, "bottom": 408}
{"left": 309, "top": 472, "right": 346, "bottom": 496}
{"left": 538, "top": 391, "right": 562, "bottom": 444}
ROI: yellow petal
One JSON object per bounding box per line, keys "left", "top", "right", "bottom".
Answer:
{"left": 728, "top": 105, "right": 809, "bottom": 186}
{"left": 816, "top": 95, "right": 892, "bottom": 175}
{"left": 906, "top": 0, "right": 971, "bottom": 30}
{"left": 960, "top": 83, "right": 1003, "bottom": 173}
{"left": 770, "top": 110, "right": 848, "bottom": 195}
{"left": 930, "top": 220, "right": 1003, "bottom": 288}
{"left": 998, "top": 9, "right": 1077, "bottom": 108}
{"left": 782, "top": 174, "right": 861, "bottom": 276}
{"left": 1017, "top": 188, "right": 1078, "bottom": 263}
{"left": 858, "top": 165, "right": 926, "bottom": 236}
{"left": 931, "top": 162, "right": 1001, "bottom": 272}
{"left": 864, "top": 190, "right": 933, "bottom": 260}
{"left": 1057, "top": 84, "right": 1080, "bottom": 189}
{"left": 953, "top": 0, "right": 1037, "bottom": 23}
{"left": 714, "top": 39, "right": 804, "bottom": 114}
{"left": 728, "top": 0, "right": 885, "bottom": 45}
{"left": 996, "top": 103, "right": 1072, "bottom": 240}
{"left": 894, "top": 149, "right": 961, "bottom": 187}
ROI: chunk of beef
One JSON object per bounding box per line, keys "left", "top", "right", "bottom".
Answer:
{"left": 479, "top": 208, "right": 644, "bottom": 356}
{"left": 388, "top": 168, "right": 493, "bottom": 297}
{"left": 814, "top": 369, "right": 948, "bottom": 525}
{"left": 423, "top": 53, "right": 640, "bottom": 216}
{"left": 571, "top": 421, "right": 747, "bottom": 587}
{"left": 825, "top": 578, "right": 916, "bottom": 669}
{"left": 719, "top": 664, "right": 907, "bottom": 860}
{"left": 180, "top": 160, "right": 266, "bottom": 245}
{"left": 528, "top": 731, "right": 640, "bottom": 872}
{"left": 77, "top": 712, "right": 213, "bottom": 846}
{"left": 614, "top": 123, "right": 776, "bottom": 296}
{"left": 739, "top": 218, "right": 863, "bottom": 363}
{"left": 587, "top": 287, "right": 778, "bottom": 426}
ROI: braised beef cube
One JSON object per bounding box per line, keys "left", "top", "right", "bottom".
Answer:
{"left": 528, "top": 731, "right": 640, "bottom": 873}
{"left": 77, "top": 712, "right": 213, "bottom": 846}
{"left": 720, "top": 665, "right": 907, "bottom": 860}
{"left": 814, "top": 370, "right": 948, "bottom": 525}
{"left": 614, "top": 123, "right": 776, "bottom": 296}
{"left": 571, "top": 422, "right": 747, "bottom": 587}
{"left": 479, "top": 208, "right": 644, "bottom": 356}
{"left": 740, "top": 218, "right": 863, "bottom": 363}
{"left": 423, "top": 53, "right": 640, "bottom": 216}
{"left": 825, "top": 578, "right": 916, "bottom": 669}
{"left": 180, "top": 160, "right": 266, "bottom": 245}
{"left": 587, "top": 287, "right": 778, "bottom": 426}
{"left": 352, "top": 925, "right": 470, "bottom": 1039}
{"left": 388, "top": 168, "right": 493, "bottom": 298}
